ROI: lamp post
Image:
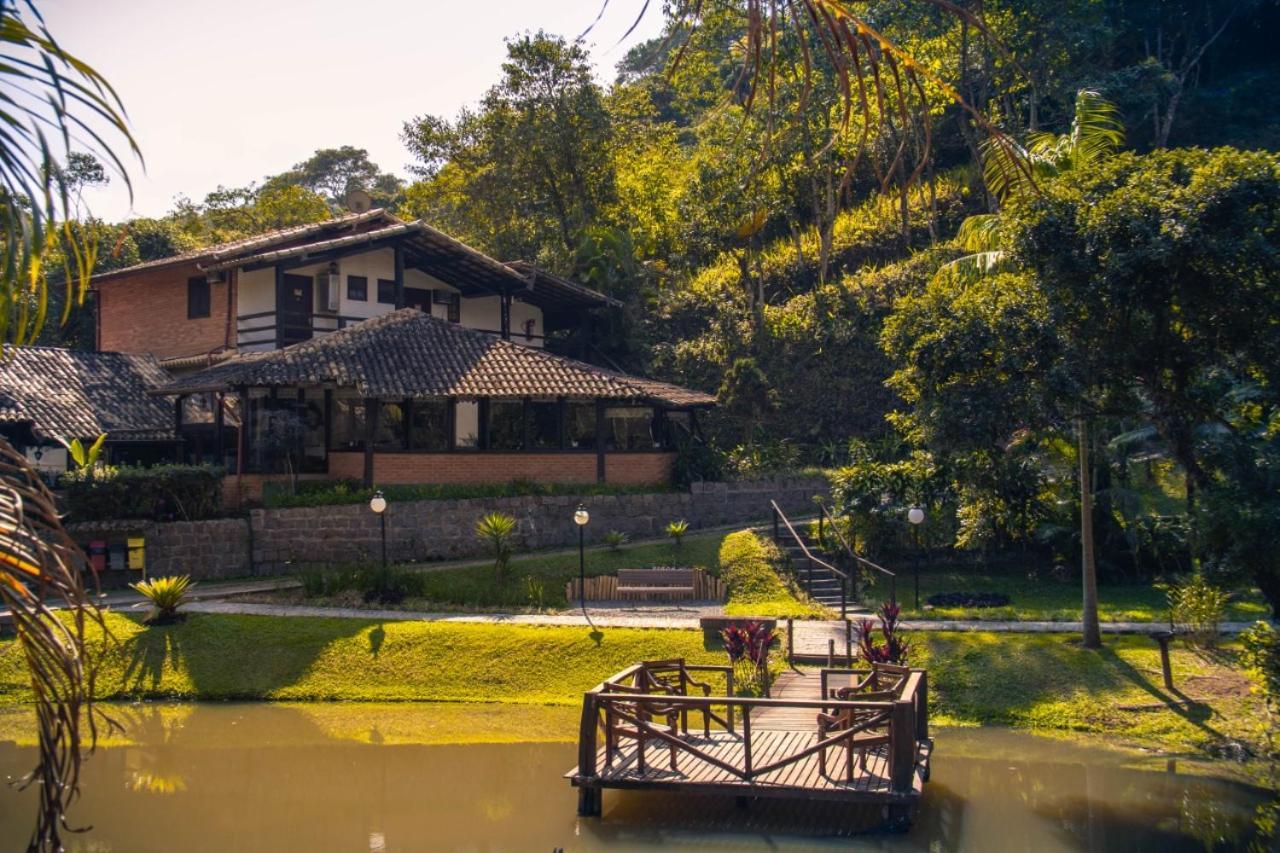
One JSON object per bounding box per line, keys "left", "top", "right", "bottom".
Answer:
{"left": 574, "top": 504, "right": 590, "bottom": 608}
{"left": 907, "top": 505, "right": 925, "bottom": 611}
{"left": 370, "top": 490, "right": 388, "bottom": 570}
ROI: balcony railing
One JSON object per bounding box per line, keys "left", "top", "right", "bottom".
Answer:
{"left": 236, "top": 311, "right": 369, "bottom": 349}
{"left": 236, "top": 310, "right": 549, "bottom": 350}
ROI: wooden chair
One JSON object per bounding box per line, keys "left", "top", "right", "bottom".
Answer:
{"left": 816, "top": 689, "right": 896, "bottom": 781}
{"left": 636, "top": 659, "right": 720, "bottom": 735}
{"left": 601, "top": 682, "right": 682, "bottom": 774}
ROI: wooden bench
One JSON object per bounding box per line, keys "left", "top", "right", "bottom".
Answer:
{"left": 616, "top": 568, "right": 696, "bottom": 596}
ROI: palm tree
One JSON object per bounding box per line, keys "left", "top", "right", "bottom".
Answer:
{"left": 0, "top": 3, "right": 137, "bottom": 849}
{"left": 943, "top": 89, "right": 1125, "bottom": 649}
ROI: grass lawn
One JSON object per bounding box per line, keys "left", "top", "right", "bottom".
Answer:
{"left": 870, "top": 562, "right": 1270, "bottom": 622}
{"left": 0, "top": 611, "right": 1267, "bottom": 757}
{"left": 291, "top": 531, "right": 726, "bottom": 611}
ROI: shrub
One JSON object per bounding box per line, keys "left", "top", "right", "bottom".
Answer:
{"left": 1240, "top": 621, "right": 1280, "bottom": 704}
{"left": 475, "top": 512, "right": 518, "bottom": 583}
{"left": 62, "top": 464, "right": 224, "bottom": 522}
{"left": 300, "top": 566, "right": 362, "bottom": 598}
{"left": 718, "top": 529, "right": 828, "bottom": 618}
{"left": 926, "top": 591, "right": 1011, "bottom": 608}
{"left": 262, "top": 478, "right": 677, "bottom": 508}
{"left": 360, "top": 564, "right": 427, "bottom": 605}
{"left": 666, "top": 519, "right": 690, "bottom": 546}
{"left": 131, "top": 575, "right": 194, "bottom": 624}
{"left": 721, "top": 621, "right": 779, "bottom": 696}
{"left": 856, "top": 601, "right": 910, "bottom": 664}
{"left": 1168, "top": 572, "right": 1230, "bottom": 648}
{"left": 603, "top": 530, "right": 629, "bottom": 551}
{"left": 524, "top": 575, "right": 546, "bottom": 610}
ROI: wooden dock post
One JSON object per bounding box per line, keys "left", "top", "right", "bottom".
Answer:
{"left": 786, "top": 618, "right": 794, "bottom": 666}
{"left": 827, "top": 639, "right": 835, "bottom": 667}
{"left": 576, "top": 692, "right": 601, "bottom": 816}
{"left": 845, "top": 619, "right": 854, "bottom": 665}
{"left": 890, "top": 696, "right": 917, "bottom": 794}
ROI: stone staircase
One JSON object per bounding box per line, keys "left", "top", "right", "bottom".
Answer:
{"left": 767, "top": 501, "right": 874, "bottom": 617}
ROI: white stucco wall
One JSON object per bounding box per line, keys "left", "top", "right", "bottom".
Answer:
{"left": 233, "top": 248, "right": 542, "bottom": 351}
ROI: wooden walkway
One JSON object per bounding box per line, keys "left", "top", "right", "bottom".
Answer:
{"left": 567, "top": 661, "right": 932, "bottom": 826}
{"left": 754, "top": 667, "right": 825, "bottom": 731}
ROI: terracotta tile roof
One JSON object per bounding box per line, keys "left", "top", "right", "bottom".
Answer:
{"left": 0, "top": 346, "right": 182, "bottom": 441}
{"left": 155, "top": 309, "right": 716, "bottom": 408}
{"left": 90, "top": 209, "right": 400, "bottom": 283}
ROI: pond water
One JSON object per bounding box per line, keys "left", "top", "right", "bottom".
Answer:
{"left": 0, "top": 702, "right": 1271, "bottom": 851}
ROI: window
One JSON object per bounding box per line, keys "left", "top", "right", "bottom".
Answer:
{"left": 373, "top": 401, "right": 406, "bottom": 451}
{"left": 528, "top": 400, "right": 560, "bottom": 449}
{"left": 454, "top": 401, "right": 479, "bottom": 448}
{"left": 329, "top": 392, "right": 367, "bottom": 451}
{"left": 564, "top": 402, "right": 597, "bottom": 450}
{"left": 433, "top": 290, "right": 461, "bottom": 323}
{"left": 409, "top": 400, "right": 449, "bottom": 451}
{"left": 605, "top": 407, "right": 656, "bottom": 451}
{"left": 346, "top": 275, "right": 367, "bottom": 301}
{"left": 187, "top": 277, "right": 210, "bottom": 319}
{"left": 376, "top": 278, "right": 397, "bottom": 305}
{"left": 488, "top": 401, "right": 524, "bottom": 450}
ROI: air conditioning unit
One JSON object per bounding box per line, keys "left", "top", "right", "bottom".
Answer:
{"left": 316, "top": 264, "right": 340, "bottom": 313}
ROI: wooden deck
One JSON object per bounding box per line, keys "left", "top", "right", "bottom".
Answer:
{"left": 567, "top": 661, "right": 932, "bottom": 827}
{"left": 567, "top": 728, "right": 931, "bottom": 804}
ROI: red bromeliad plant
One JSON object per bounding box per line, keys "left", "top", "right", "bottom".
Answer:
{"left": 857, "top": 601, "right": 911, "bottom": 664}
{"left": 721, "top": 621, "right": 779, "bottom": 667}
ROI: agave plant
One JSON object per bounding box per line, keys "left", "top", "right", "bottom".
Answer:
{"left": 603, "top": 530, "right": 629, "bottom": 552}
{"left": 131, "top": 574, "right": 194, "bottom": 624}
{"left": 665, "top": 519, "right": 690, "bottom": 546}
{"left": 475, "top": 512, "right": 517, "bottom": 583}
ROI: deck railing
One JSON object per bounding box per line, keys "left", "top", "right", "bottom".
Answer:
{"left": 574, "top": 661, "right": 928, "bottom": 816}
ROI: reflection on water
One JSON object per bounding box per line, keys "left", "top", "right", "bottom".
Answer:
{"left": 0, "top": 703, "right": 1270, "bottom": 852}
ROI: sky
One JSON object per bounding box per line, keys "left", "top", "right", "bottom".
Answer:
{"left": 41, "top": 0, "right": 666, "bottom": 221}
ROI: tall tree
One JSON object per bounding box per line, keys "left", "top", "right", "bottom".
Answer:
{"left": 945, "top": 89, "right": 1126, "bottom": 648}
{"left": 403, "top": 32, "right": 616, "bottom": 270}
{"left": 264, "top": 145, "right": 404, "bottom": 211}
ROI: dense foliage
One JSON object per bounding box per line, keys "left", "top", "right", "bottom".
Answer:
{"left": 61, "top": 465, "right": 224, "bottom": 522}
{"left": 46, "top": 2, "right": 1280, "bottom": 616}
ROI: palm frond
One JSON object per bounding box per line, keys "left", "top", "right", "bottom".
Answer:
{"left": 0, "top": 437, "right": 112, "bottom": 852}
{"left": 0, "top": 2, "right": 138, "bottom": 346}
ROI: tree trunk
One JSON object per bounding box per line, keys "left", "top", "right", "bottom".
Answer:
{"left": 1078, "top": 417, "right": 1102, "bottom": 648}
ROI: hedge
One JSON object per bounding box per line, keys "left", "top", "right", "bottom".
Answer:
{"left": 61, "top": 465, "right": 224, "bottom": 522}
{"left": 261, "top": 477, "right": 677, "bottom": 508}
{"left": 718, "top": 529, "right": 830, "bottom": 618}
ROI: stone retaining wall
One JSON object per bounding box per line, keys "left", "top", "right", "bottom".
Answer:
{"left": 71, "top": 475, "right": 829, "bottom": 579}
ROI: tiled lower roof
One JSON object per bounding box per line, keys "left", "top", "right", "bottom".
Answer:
{"left": 155, "top": 309, "right": 716, "bottom": 408}
{"left": 0, "top": 346, "right": 181, "bottom": 441}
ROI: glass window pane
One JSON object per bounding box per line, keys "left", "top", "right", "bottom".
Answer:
{"left": 455, "top": 401, "right": 479, "bottom": 448}
{"left": 302, "top": 389, "right": 326, "bottom": 472}
{"left": 488, "top": 401, "right": 524, "bottom": 451}
{"left": 564, "top": 402, "right": 596, "bottom": 450}
{"left": 329, "top": 391, "right": 366, "bottom": 451}
{"left": 409, "top": 399, "right": 449, "bottom": 451}
{"left": 605, "top": 407, "right": 656, "bottom": 451}
{"left": 528, "top": 401, "right": 560, "bottom": 449}
{"left": 374, "top": 401, "right": 406, "bottom": 451}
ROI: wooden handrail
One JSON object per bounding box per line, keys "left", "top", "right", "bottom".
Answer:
{"left": 770, "top": 500, "right": 848, "bottom": 582}
{"left": 816, "top": 500, "right": 898, "bottom": 602}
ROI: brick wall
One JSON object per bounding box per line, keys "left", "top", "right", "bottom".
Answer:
{"left": 95, "top": 262, "right": 234, "bottom": 359}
